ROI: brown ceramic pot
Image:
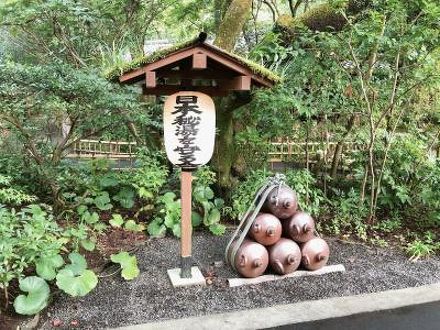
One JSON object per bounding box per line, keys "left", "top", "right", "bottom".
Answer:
{"left": 300, "top": 237, "right": 330, "bottom": 271}
{"left": 233, "top": 239, "right": 269, "bottom": 278}
{"left": 283, "top": 211, "right": 316, "bottom": 243}
{"left": 268, "top": 238, "right": 301, "bottom": 275}
{"left": 264, "top": 186, "right": 298, "bottom": 219}
{"left": 249, "top": 213, "right": 282, "bottom": 246}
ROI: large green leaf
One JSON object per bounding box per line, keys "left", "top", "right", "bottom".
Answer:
{"left": 207, "top": 208, "right": 221, "bottom": 225}
{"left": 110, "top": 252, "right": 140, "bottom": 280}
{"left": 171, "top": 223, "right": 181, "bottom": 237}
{"left": 191, "top": 211, "right": 202, "bottom": 227}
{"left": 124, "top": 219, "right": 145, "bottom": 232}
{"left": 81, "top": 239, "right": 96, "bottom": 252}
{"left": 109, "top": 214, "right": 124, "bottom": 228}
{"left": 113, "top": 187, "right": 136, "bottom": 209}
{"left": 214, "top": 198, "right": 224, "bottom": 209}
{"left": 162, "top": 192, "right": 176, "bottom": 204}
{"left": 137, "top": 187, "right": 153, "bottom": 199}
{"left": 147, "top": 219, "right": 166, "bottom": 238}
{"left": 35, "top": 254, "right": 64, "bottom": 281}
{"left": 193, "top": 186, "right": 206, "bottom": 202}
{"left": 204, "top": 187, "right": 214, "bottom": 199}
{"left": 94, "top": 192, "right": 113, "bottom": 210}
{"left": 99, "top": 174, "right": 119, "bottom": 188}
{"left": 209, "top": 223, "right": 226, "bottom": 236}
{"left": 82, "top": 211, "right": 99, "bottom": 224}
{"left": 14, "top": 276, "right": 50, "bottom": 315}
{"left": 56, "top": 269, "right": 98, "bottom": 297}
{"left": 64, "top": 252, "right": 87, "bottom": 275}
{"left": 164, "top": 213, "right": 178, "bottom": 228}
{"left": 201, "top": 201, "right": 212, "bottom": 224}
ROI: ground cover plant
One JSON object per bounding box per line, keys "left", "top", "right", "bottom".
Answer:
{"left": 0, "top": 0, "right": 439, "bottom": 326}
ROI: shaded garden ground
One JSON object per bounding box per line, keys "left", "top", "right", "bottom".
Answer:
{"left": 33, "top": 229, "right": 440, "bottom": 329}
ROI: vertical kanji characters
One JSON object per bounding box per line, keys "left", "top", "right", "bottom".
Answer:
{"left": 172, "top": 95, "right": 201, "bottom": 167}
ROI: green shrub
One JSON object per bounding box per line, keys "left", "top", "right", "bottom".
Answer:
{"left": 148, "top": 192, "right": 181, "bottom": 238}
{"left": 412, "top": 163, "right": 440, "bottom": 228}
{"left": 406, "top": 232, "right": 440, "bottom": 260}
{"left": 147, "top": 166, "right": 226, "bottom": 237}
{"left": 326, "top": 189, "right": 369, "bottom": 240}
{"left": 284, "top": 169, "right": 325, "bottom": 217}
{"left": 0, "top": 202, "right": 140, "bottom": 315}
{"left": 0, "top": 174, "right": 36, "bottom": 205}
{"left": 129, "top": 148, "right": 168, "bottom": 200}
{"left": 231, "top": 169, "right": 272, "bottom": 219}
{"left": 0, "top": 204, "right": 64, "bottom": 298}
{"left": 231, "top": 169, "right": 324, "bottom": 220}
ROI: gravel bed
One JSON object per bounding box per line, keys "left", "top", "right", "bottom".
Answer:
{"left": 37, "top": 230, "right": 440, "bottom": 329}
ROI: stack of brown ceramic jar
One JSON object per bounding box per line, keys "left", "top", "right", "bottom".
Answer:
{"left": 233, "top": 185, "right": 330, "bottom": 278}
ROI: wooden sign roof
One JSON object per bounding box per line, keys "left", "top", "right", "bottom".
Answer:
{"left": 105, "top": 33, "right": 281, "bottom": 96}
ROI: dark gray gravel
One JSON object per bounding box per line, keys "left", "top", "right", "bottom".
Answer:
{"left": 38, "top": 230, "right": 440, "bottom": 329}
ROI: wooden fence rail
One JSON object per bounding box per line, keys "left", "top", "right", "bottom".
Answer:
{"left": 66, "top": 139, "right": 438, "bottom": 170}
{"left": 66, "top": 139, "right": 138, "bottom": 159}
{"left": 268, "top": 141, "right": 363, "bottom": 163}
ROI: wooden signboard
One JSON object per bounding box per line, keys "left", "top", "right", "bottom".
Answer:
{"left": 163, "top": 91, "right": 216, "bottom": 278}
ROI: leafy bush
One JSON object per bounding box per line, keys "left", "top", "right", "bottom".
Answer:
{"left": 374, "top": 136, "right": 427, "bottom": 210}
{"left": 371, "top": 213, "right": 403, "bottom": 233}
{"left": 147, "top": 166, "right": 226, "bottom": 237}
{"left": 62, "top": 205, "right": 108, "bottom": 252}
{"left": 1, "top": 205, "right": 139, "bottom": 316}
{"left": 148, "top": 192, "right": 181, "bottom": 237}
{"left": 231, "top": 169, "right": 272, "bottom": 219}
{"left": 192, "top": 185, "right": 225, "bottom": 236}
{"left": 411, "top": 163, "right": 440, "bottom": 228}
{"left": 0, "top": 204, "right": 64, "bottom": 306}
{"left": 406, "top": 232, "right": 440, "bottom": 261}
{"left": 370, "top": 136, "right": 440, "bottom": 229}
{"left": 325, "top": 189, "right": 369, "bottom": 240}
{"left": 234, "top": 128, "right": 272, "bottom": 173}
{"left": 0, "top": 174, "right": 36, "bottom": 205}
{"left": 284, "top": 169, "right": 325, "bottom": 217}
{"left": 128, "top": 148, "right": 168, "bottom": 200}
{"left": 231, "top": 169, "right": 324, "bottom": 220}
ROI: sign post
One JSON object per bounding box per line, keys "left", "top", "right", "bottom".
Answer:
{"left": 180, "top": 170, "right": 192, "bottom": 277}
{"left": 164, "top": 91, "right": 216, "bottom": 284}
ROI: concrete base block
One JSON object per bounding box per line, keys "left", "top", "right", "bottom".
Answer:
{"left": 167, "top": 266, "right": 206, "bottom": 287}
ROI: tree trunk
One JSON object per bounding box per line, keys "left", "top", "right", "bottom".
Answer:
{"left": 330, "top": 114, "right": 356, "bottom": 178}
{"left": 214, "top": 0, "right": 252, "bottom": 51}
{"left": 212, "top": 0, "right": 253, "bottom": 189}
{"left": 213, "top": 100, "right": 235, "bottom": 189}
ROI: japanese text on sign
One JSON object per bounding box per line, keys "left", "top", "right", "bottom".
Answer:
{"left": 163, "top": 91, "right": 216, "bottom": 170}
{"left": 172, "top": 95, "right": 202, "bottom": 167}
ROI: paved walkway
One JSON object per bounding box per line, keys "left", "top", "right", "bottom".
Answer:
{"left": 115, "top": 282, "right": 440, "bottom": 330}
{"left": 273, "top": 301, "right": 440, "bottom": 330}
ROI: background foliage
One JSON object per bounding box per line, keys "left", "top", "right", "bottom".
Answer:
{"left": 0, "top": 0, "right": 439, "bottom": 317}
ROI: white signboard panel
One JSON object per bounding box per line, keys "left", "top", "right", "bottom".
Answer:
{"left": 164, "top": 91, "right": 216, "bottom": 169}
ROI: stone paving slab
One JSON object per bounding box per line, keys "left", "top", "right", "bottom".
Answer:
{"left": 115, "top": 282, "right": 440, "bottom": 330}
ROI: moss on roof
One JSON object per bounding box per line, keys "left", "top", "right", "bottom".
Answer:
{"left": 209, "top": 44, "right": 282, "bottom": 84}
{"left": 103, "top": 37, "right": 281, "bottom": 84}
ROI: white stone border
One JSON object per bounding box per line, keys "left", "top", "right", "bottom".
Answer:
{"left": 114, "top": 282, "right": 440, "bottom": 330}
{"left": 228, "top": 264, "right": 346, "bottom": 287}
